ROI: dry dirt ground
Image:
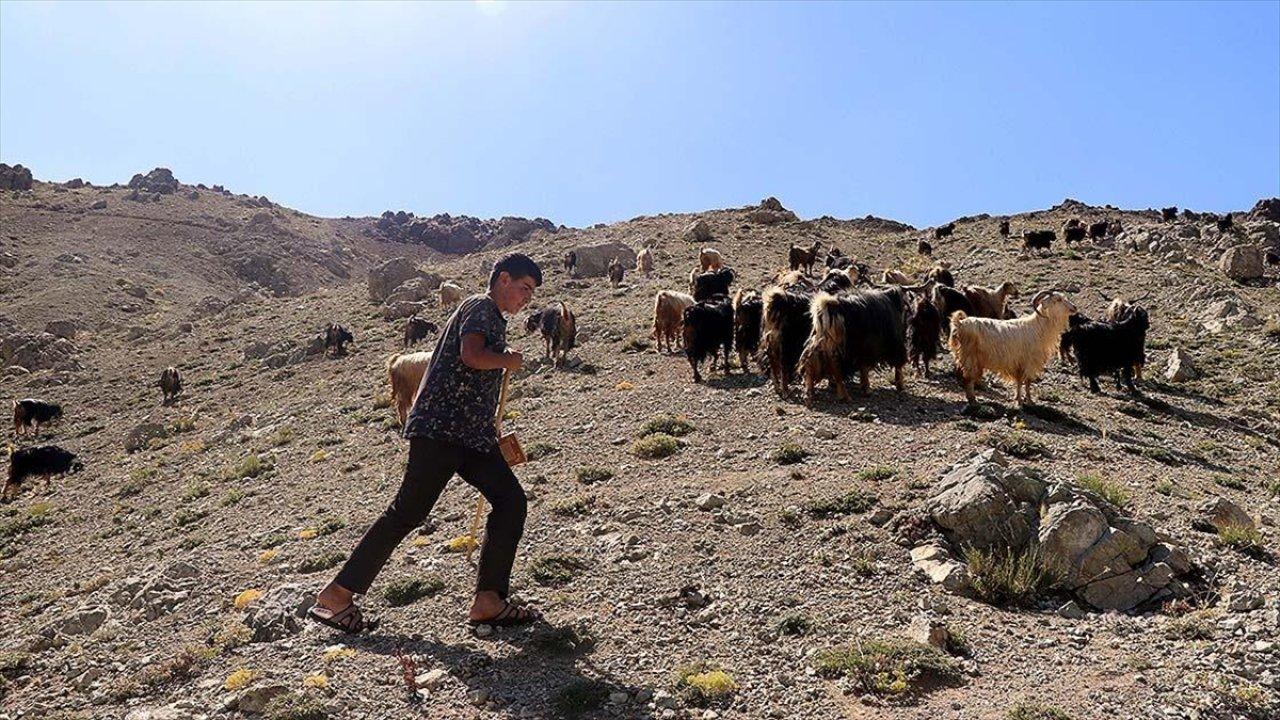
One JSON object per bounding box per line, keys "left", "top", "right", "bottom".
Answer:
{"left": 1, "top": 178, "right": 1278, "bottom": 720}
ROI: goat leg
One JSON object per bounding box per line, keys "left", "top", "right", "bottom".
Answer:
{"left": 894, "top": 365, "right": 904, "bottom": 392}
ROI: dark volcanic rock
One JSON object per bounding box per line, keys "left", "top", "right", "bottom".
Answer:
{"left": 0, "top": 163, "right": 34, "bottom": 191}
{"left": 373, "top": 210, "right": 556, "bottom": 254}
{"left": 127, "top": 167, "right": 179, "bottom": 194}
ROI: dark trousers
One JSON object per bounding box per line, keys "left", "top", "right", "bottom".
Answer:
{"left": 335, "top": 437, "right": 527, "bottom": 598}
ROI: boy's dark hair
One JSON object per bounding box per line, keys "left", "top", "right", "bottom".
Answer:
{"left": 489, "top": 253, "right": 543, "bottom": 289}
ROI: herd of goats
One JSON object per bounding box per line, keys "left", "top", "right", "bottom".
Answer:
{"left": 6, "top": 215, "right": 1165, "bottom": 503}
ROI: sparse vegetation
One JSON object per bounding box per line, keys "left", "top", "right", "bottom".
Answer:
{"left": 855, "top": 466, "right": 898, "bottom": 482}
{"left": 530, "top": 555, "right": 587, "bottom": 586}
{"left": 806, "top": 490, "right": 876, "bottom": 518}
{"left": 963, "top": 545, "right": 1057, "bottom": 607}
{"left": 226, "top": 454, "right": 271, "bottom": 480}
{"left": 550, "top": 494, "right": 594, "bottom": 517}
{"left": 1008, "top": 703, "right": 1076, "bottom": 720}
{"left": 263, "top": 694, "right": 329, "bottom": 720}
{"left": 773, "top": 440, "right": 810, "bottom": 465}
{"left": 525, "top": 442, "right": 559, "bottom": 461}
{"left": 632, "top": 433, "right": 680, "bottom": 459}
{"left": 674, "top": 663, "right": 738, "bottom": 707}
{"left": 1217, "top": 524, "right": 1264, "bottom": 553}
{"left": 383, "top": 576, "right": 445, "bottom": 606}
{"left": 813, "top": 636, "right": 960, "bottom": 697}
{"left": 575, "top": 467, "right": 614, "bottom": 485}
{"left": 296, "top": 551, "right": 345, "bottom": 574}
{"left": 1213, "top": 474, "right": 1246, "bottom": 491}
{"left": 1075, "top": 472, "right": 1129, "bottom": 508}
{"left": 777, "top": 613, "right": 814, "bottom": 637}
{"left": 639, "top": 414, "right": 695, "bottom": 438}
{"left": 979, "top": 429, "right": 1048, "bottom": 459}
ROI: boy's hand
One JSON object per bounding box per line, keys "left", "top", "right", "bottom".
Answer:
{"left": 503, "top": 349, "right": 524, "bottom": 371}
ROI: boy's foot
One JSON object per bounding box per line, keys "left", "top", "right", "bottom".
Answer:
{"left": 467, "top": 600, "right": 541, "bottom": 627}
{"left": 308, "top": 603, "right": 375, "bottom": 633}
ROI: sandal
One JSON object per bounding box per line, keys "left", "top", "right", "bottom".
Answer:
{"left": 468, "top": 601, "right": 542, "bottom": 628}
{"left": 308, "top": 603, "right": 376, "bottom": 634}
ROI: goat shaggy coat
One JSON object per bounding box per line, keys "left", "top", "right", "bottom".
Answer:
{"left": 1065, "top": 307, "right": 1149, "bottom": 394}
{"left": 386, "top": 351, "right": 433, "bottom": 426}
{"left": 733, "top": 289, "right": 763, "bottom": 374}
{"left": 682, "top": 296, "right": 734, "bottom": 383}
{"left": 651, "top": 290, "right": 695, "bottom": 354}
{"left": 948, "top": 292, "right": 1077, "bottom": 407}
{"left": 760, "top": 286, "right": 814, "bottom": 395}
{"left": 798, "top": 289, "right": 908, "bottom": 404}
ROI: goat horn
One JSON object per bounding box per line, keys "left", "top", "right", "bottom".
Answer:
{"left": 1030, "top": 290, "right": 1051, "bottom": 309}
{"left": 1096, "top": 290, "right": 1113, "bottom": 303}
{"left": 1132, "top": 293, "right": 1151, "bottom": 304}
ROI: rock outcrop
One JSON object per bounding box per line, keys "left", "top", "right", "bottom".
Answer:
{"left": 373, "top": 211, "right": 556, "bottom": 254}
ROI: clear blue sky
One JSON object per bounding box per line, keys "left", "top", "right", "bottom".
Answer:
{"left": 2, "top": 1, "right": 1277, "bottom": 228}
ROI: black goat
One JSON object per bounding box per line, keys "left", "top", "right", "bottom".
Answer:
{"left": 817, "top": 268, "right": 856, "bottom": 295}
{"left": 683, "top": 296, "right": 734, "bottom": 383}
{"left": 1064, "top": 307, "right": 1150, "bottom": 394}
{"left": 798, "top": 288, "right": 908, "bottom": 404}
{"left": 5, "top": 445, "right": 82, "bottom": 502}
{"left": 13, "top": 399, "right": 63, "bottom": 438}
{"left": 907, "top": 292, "right": 941, "bottom": 377}
{"left": 1216, "top": 214, "right": 1234, "bottom": 232}
{"left": 932, "top": 284, "right": 974, "bottom": 337}
{"left": 733, "top": 289, "right": 763, "bottom": 374}
{"left": 1161, "top": 206, "right": 1178, "bottom": 222}
{"left": 934, "top": 222, "right": 956, "bottom": 240}
{"left": 1088, "top": 221, "right": 1109, "bottom": 240}
{"left": 927, "top": 263, "right": 955, "bottom": 288}
{"left": 692, "top": 267, "right": 735, "bottom": 302}
{"left": 998, "top": 219, "right": 1010, "bottom": 237}
{"left": 917, "top": 240, "right": 933, "bottom": 256}
{"left": 1059, "top": 312, "right": 1091, "bottom": 366}
{"left": 1063, "top": 225, "right": 1087, "bottom": 244}
{"left": 403, "top": 317, "right": 438, "bottom": 348}
{"left": 760, "top": 286, "right": 814, "bottom": 395}
{"left": 324, "top": 324, "right": 353, "bottom": 356}
{"left": 526, "top": 302, "right": 577, "bottom": 367}
{"left": 1023, "top": 230, "right": 1055, "bottom": 252}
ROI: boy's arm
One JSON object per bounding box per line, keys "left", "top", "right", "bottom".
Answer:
{"left": 460, "top": 332, "right": 522, "bottom": 371}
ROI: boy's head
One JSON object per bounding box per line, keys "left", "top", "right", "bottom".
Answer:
{"left": 489, "top": 253, "right": 542, "bottom": 313}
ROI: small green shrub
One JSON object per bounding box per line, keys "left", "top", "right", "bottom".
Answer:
{"left": 639, "top": 414, "right": 695, "bottom": 438}
{"left": 530, "top": 555, "right": 586, "bottom": 586}
{"left": 855, "top": 466, "right": 898, "bottom": 483}
{"left": 1217, "top": 524, "right": 1264, "bottom": 553}
{"left": 633, "top": 433, "right": 680, "bottom": 459}
{"left": 263, "top": 694, "right": 329, "bottom": 720}
{"left": 552, "top": 680, "right": 610, "bottom": 718}
{"left": 226, "top": 454, "right": 271, "bottom": 480}
{"left": 383, "top": 576, "right": 445, "bottom": 607}
{"left": 773, "top": 441, "right": 809, "bottom": 465}
{"left": 120, "top": 467, "right": 156, "bottom": 497}
{"left": 777, "top": 613, "right": 814, "bottom": 637}
{"left": 575, "top": 467, "right": 614, "bottom": 485}
{"left": 182, "top": 483, "right": 210, "bottom": 502}
{"left": 964, "top": 545, "right": 1057, "bottom": 607}
{"left": 550, "top": 495, "right": 594, "bottom": 517}
{"left": 1075, "top": 473, "right": 1129, "bottom": 508}
{"left": 980, "top": 429, "right": 1048, "bottom": 459}
{"left": 674, "top": 663, "right": 738, "bottom": 707}
{"left": 1214, "top": 474, "right": 1246, "bottom": 491}
{"left": 173, "top": 508, "right": 209, "bottom": 528}
{"left": 806, "top": 490, "right": 876, "bottom": 518}
{"left": 525, "top": 442, "right": 559, "bottom": 461}
{"left": 813, "top": 637, "right": 960, "bottom": 697}
{"left": 297, "top": 551, "right": 346, "bottom": 574}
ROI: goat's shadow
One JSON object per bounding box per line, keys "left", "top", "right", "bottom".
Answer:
{"left": 344, "top": 620, "right": 654, "bottom": 719}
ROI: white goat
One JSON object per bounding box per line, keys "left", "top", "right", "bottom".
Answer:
{"left": 948, "top": 291, "right": 1077, "bottom": 407}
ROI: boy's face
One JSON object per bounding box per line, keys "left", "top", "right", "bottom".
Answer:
{"left": 494, "top": 272, "right": 537, "bottom": 313}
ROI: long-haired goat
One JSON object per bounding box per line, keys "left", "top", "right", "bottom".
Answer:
{"left": 962, "top": 282, "right": 1020, "bottom": 319}
{"left": 733, "top": 289, "right": 763, "bottom": 374}
{"left": 527, "top": 301, "right": 577, "bottom": 367}
{"left": 798, "top": 288, "right": 908, "bottom": 404}
{"left": 760, "top": 285, "right": 815, "bottom": 395}
{"left": 949, "top": 290, "right": 1078, "bottom": 407}
{"left": 386, "top": 351, "right": 433, "bottom": 426}
{"left": 692, "top": 267, "right": 735, "bottom": 301}
{"left": 699, "top": 247, "right": 724, "bottom": 272}
{"left": 683, "top": 296, "right": 734, "bottom": 383}
{"left": 608, "top": 257, "right": 625, "bottom": 287}
{"left": 935, "top": 222, "right": 956, "bottom": 239}
{"left": 789, "top": 241, "right": 822, "bottom": 274}
{"left": 636, "top": 247, "right": 654, "bottom": 277}
{"left": 1023, "top": 230, "right": 1054, "bottom": 252}
{"left": 927, "top": 262, "right": 955, "bottom": 288}
{"left": 1063, "top": 307, "right": 1150, "bottom": 394}
{"left": 652, "top": 290, "right": 696, "bottom": 354}
{"left": 933, "top": 284, "right": 974, "bottom": 337}
{"left": 818, "top": 267, "right": 858, "bottom": 294}
{"left": 907, "top": 291, "right": 942, "bottom": 377}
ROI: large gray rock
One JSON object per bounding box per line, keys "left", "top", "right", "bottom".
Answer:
{"left": 1220, "top": 244, "right": 1264, "bottom": 281}
{"left": 0, "top": 331, "right": 80, "bottom": 372}
{"left": 683, "top": 220, "right": 713, "bottom": 244}
{"left": 1197, "top": 497, "right": 1254, "bottom": 532}
{"left": 125, "top": 422, "right": 168, "bottom": 452}
{"left": 242, "top": 584, "right": 312, "bottom": 642}
{"left": 127, "top": 168, "right": 179, "bottom": 194}
{"left": 567, "top": 242, "right": 637, "bottom": 278}
{"left": 368, "top": 257, "right": 433, "bottom": 303}
{"left": 0, "top": 163, "right": 34, "bottom": 190}
{"left": 1164, "top": 348, "right": 1198, "bottom": 381}
{"left": 917, "top": 450, "right": 1196, "bottom": 611}
{"left": 384, "top": 275, "right": 443, "bottom": 305}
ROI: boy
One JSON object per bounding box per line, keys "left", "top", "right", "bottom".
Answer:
{"left": 310, "top": 253, "right": 542, "bottom": 632}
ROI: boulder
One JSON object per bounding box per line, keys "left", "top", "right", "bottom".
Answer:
{"left": 383, "top": 300, "right": 433, "bottom": 320}
{"left": 905, "top": 616, "right": 950, "bottom": 650}
{"left": 242, "top": 584, "right": 312, "bottom": 642}
{"left": 41, "top": 606, "right": 108, "bottom": 638}
{"left": 368, "top": 257, "right": 432, "bottom": 303}
{"left": 746, "top": 198, "right": 798, "bottom": 225}
{"left": 1248, "top": 197, "right": 1280, "bottom": 223}
{"left": 127, "top": 168, "right": 179, "bottom": 194}
{"left": 1220, "top": 244, "right": 1264, "bottom": 281}
{"left": 1197, "top": 497, "right": 1254, "bottom": 532}
{"left": 384, "top": 275, "right": 443, "bottom": 305}
{"left": 43, "top": 320, "right": 78, "bottom": 339}
{"left": 125, "top": 422, "right": 168, "bottom": 452}
{"left": 566, "top": 242, "right": 637, "bottom": 278}
{"left": 916, "top": 450, "right": 1198, "bottom": 611}
{"left": 0, "top": 331, "right": 80, "bottom": 372}
{"left": 683, "top": 220, "right": 713, "bottom": 244}
{"left": 0, "top": 163, "right": 34, "bottom": 191}
{"left": 1163, "top": 348, "right": 1197, "bottom": 382}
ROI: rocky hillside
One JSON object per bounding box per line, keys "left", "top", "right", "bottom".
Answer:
{"left": 1, "top": 168, "right": 1279, "bottom": 720}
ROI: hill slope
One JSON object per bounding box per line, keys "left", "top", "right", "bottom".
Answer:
{"left": 2, "top": 174, "right": 1279, "bottom": 720}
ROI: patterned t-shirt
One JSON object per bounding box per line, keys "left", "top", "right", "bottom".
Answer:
{"left": 403, "top": 294, "right": 507, "bottom": 453}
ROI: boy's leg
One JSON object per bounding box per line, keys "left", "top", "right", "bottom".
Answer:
{"left": 329, "top": 438, "right": 461, "bottom": 597}
{"left": 457, "top": 448, "right": 528, "bottom": 600}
